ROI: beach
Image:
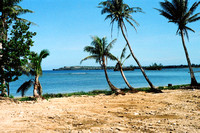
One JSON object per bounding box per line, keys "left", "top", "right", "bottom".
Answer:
{"left": 0, "top": 89, "right": 199, "bottom": 132}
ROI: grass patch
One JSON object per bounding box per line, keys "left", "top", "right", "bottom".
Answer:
{"left": 9, "top": 95, "right": 14, "bottom": 99}
{"left": 42, "top": 90, "right": 113, "bottom": 99}
{"left": 160, "top": 84, "right": 190, "bottom": 90}
{"left": 17, "top": 84, "right": 191, "bottom": 101}
{"left": 134, "top": 84, "right": 190, "bottom": 92}
{"left": 136, "top": 87, "right": 151, "bottom": 92}
{"left": 19, "top": 97, "right": 36, "bottom": 101}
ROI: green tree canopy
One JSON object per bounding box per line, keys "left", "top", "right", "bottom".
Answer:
{"left": 0, "top": 20, "right": 36, "bottom": 96}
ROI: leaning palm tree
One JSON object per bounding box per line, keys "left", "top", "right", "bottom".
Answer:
{"left": 81, "top": 36, "right": 125, "bottom": 95}
{"left": 17, "top": 49, "right": 50, "bottom": 97}
{"left": 0, "top": 0, "right": 34, "bottom": 96}
{"left": 155, "top": 0, "right": 200, "bottom": 86}
{"left": 114, "top": 44, "right": 138, "bottom": 92}
{"left": 99, "top": 0, "right": 162, "bottom": 92}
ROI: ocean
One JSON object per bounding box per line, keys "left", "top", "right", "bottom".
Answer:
{"left": 10, "top": 68, "right": 200, "bottom": 97}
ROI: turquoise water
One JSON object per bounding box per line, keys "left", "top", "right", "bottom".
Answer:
{"left": 10, "top": 68, "right": 200, "bottom": 97}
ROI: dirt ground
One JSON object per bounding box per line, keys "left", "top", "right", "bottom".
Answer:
{"left": 0, "top": 89, "right": 199, "bottom": 133}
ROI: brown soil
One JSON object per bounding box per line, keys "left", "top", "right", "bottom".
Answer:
{"left": 0, "top": 89, "right": 200, "bottom": 133}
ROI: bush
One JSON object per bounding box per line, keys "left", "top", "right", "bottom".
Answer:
{"left": 19, "top": 97, "right": 36, "bottom": 101}
{"left": 9, "top": 95, "right": 14, "bottom": 99}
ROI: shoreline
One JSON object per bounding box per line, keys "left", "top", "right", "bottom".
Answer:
{"left": 14, "top": 84, "right": 190, "bottom": 101}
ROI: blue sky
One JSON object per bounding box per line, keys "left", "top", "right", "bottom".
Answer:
{"left": 20, "top": 0, "right": 200, "bottom": 70}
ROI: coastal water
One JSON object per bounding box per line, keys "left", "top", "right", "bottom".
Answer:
{"left": 10, "top": 68, "right": 200, "bottom": 97}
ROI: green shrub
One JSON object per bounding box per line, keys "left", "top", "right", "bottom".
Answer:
{"left": 19, "top": 97, "right": 36, "bottom": 101}
{"left": 9, "top": 95, "right": 14, "bottom": 99}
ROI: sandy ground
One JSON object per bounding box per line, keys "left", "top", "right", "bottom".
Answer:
{"left": 0, "top": 89, "right": 200, "bottom": 133}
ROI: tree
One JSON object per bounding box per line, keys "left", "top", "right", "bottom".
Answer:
{"left": 0, "top": 20, "right": 36, "bottom": 96}
{"left": 17, "top": 49, "right": 50, "bottom": 97}
{"left": 156, "top": 0, "right": 200, "bottom": 86}
{"left": 81, "top": 36, "right": 125, "bottom": 95}
{"left": 99, "top": 0, "right": 162, "bottom": 93}
{"left": 114, "top": 44, "right": 138, "bottom": 92}
{"left": 0, "top": 0, "right": 33, "bottom": 96}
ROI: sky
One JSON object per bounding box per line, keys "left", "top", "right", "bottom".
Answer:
{"left": 19, "top": 0, "right": 200, "bottom": 70}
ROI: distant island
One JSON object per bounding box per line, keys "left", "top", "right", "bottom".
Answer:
{"left": 53, "top": 66, "right": 135, "bottom": 71}
{"left": 53, "top": 64, "right": 200, "bottom": 71}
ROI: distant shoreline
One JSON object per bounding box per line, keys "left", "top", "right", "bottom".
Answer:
{"left": 53, "top": 64, "right": 200, "bottom": 71}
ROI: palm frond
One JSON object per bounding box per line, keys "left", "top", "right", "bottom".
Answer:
{"left": 188, "top": 13, "right": 200, "bottom": 23}
{"left": 106, "top": 53, "right": 118, "bottom": 61}
{"left": 155, "top": 8, "right": 175, "bottom": 21}
{"left": 84, "top": 46, "right": 96, "bottom": 54}
{"left": 125, "top": 18, "right": 137, "bottom": 32}
{"left": 80, "top": 55, "right": 98, "bottom": 64}
{"left": 185, "top": 26, "right": 195, "bottom": 33}
{"left": 122, "top": 54, "right": 131, "bottom": 65}
{"left": 188, "top": 1, "right": 200, "bottom": 16}
{"left": 105, "top": 38, "right": 117, "bottom": 52}
{"left": 120, "top": 44, "right": 128, "bottom": 61}
{"left": 39, "top": 49, "right": 50, "bottom": 59}
{"left": 17, "top": 79, "right": 33, "bottom": 97}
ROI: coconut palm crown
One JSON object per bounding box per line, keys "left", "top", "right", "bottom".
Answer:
{"left": 0, "top": 0, "right": 34, "bottom": 22}
{"left": 155, "top": 0, "right": 200, "bottom": 39}
{"left": 98, "top": 0, "right": 142, "bottom": 35}
{"left": 80, "top": 36, "right": 117, "bottom": 66}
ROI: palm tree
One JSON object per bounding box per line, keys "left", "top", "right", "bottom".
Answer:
{"left": 17, "top": 49, "right": 50, "bottom": 97}
{"left": 81, "top": 36, "right": 125, "bottom": 95}
{"left": 156, "top": 0, "right": 200, "bottom": 86}
{"left": 99, "top": 0, "right": 162, "bottom": 92}
{"left": 114, "top": 44, "right": 138, "bottom": 92}
{"left": 0, "top": 0, "right": 33, "bottom": 96}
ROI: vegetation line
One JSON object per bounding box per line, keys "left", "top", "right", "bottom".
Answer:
{"left": 15, "top": 84, "right": 191, "bottom": 101}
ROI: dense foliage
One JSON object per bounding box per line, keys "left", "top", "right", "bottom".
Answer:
{"left": 0, "top": 21, "right": 36, "bottom": 96}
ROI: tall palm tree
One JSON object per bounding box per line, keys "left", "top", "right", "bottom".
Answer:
{"left": 99, "top": 0, "right": 162, "bottom": 92}
{"left": 156, "top": 0, "right": 200, "bottom": 86}
{"left": 114, "top": 44, "right": 138, "bottom": 92}
{"left": 0, "top": 0, "right": 33, "bottom": 96}
{"left": 17, "top": 49, "right": 50, "bottom": 97}
{"left": 81, "top": 36, "right": 125, "bottom": 95}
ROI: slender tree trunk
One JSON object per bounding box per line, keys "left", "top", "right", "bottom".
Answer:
{"left": 7, "top": 83, "right": 10, "bottom": 97}
{"left": 180, "top": 30, "right": 198, "bottom": 86}
{"left": 102, "top": 56, "right": 125, "bottom": 95}
{"left": 118, "top": 62, "right": 138, "bottom": 93}
{"left": 33, "top": 76, "right": 39, "bottom": 97}
{"left": 120, "top": 24, "right": 162, "bottom": 93}
{"left": 0, "top": 15, "right": 8, "bottom": 96}
{"left": 38, "top": 81, "right": 42, "bottom": 96}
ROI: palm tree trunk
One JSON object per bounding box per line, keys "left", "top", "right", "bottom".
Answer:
{"left": 102, "top": 56, "right": 125, "bottom": 95}
{"left": 33, "top": 76, "right": 39, "bottom": 97}
{"left": 38, "top": 81, "right": 42, "bottom": 96}
{"left": 120, "top": 24, "right": 162, "bottom": 93}
{"left": 180, "top": 30, "right": 198, "bottom": 86}
{"left": 118, "top": 63, "right": 138, "bottom": 92}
